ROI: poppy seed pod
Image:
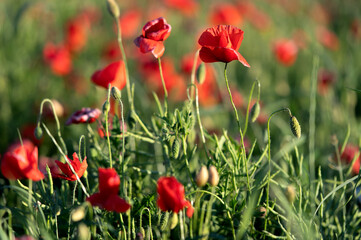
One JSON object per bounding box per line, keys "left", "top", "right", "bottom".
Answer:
{"left": 196, "top": 166, "right": 209, "bottom": 187}
{"left": 196, "top": 62, "right": 206, "bottom": 84}
{"left": 111, "top": 86, "right": 122, "bottom": 101}
{"left": 250, "top": 102, "right": 260, "bottom": 123}
{"left": 290, "top": 116, "right": 301, "bottom": 138}
{"left": 208, "top": 165, "right": 219, "bottom": 186}
{"left": 106, "top": 0, "right": 120, "bottom": 19}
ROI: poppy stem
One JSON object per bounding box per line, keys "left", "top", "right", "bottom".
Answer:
{"left": 105, "top": 85, "right": 113, "bottom": 168}
{"left": 190, "top": 50, "right": 200, "bottom": 100}
{"left": 243, "top": 79, "right": 260, "bottom": 136}
{"left": 158, "top": 57, "right": 168, "bottom": 116}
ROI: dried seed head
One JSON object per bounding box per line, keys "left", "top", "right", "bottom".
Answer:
{"left": 106, "top": 0, "right": 120, "bottom": 19}
{"left": 286, "top": 185, "right": 296, "bottom": 203}
{"left": 34, "top": 126, "right": 43, "bottom": 140}
{"left": 196, "top": 166, "right": 209, "bottom": 187}
{"left": 111, "top": 86, "right": 122, "bottom": 101}
{"left": 102, "top": 101, "right": 110, "bottom": 114}
{"left": 172, "top": 138, "right": 180, "bottom": 159}
{"left": 290, "top": 116, "right": 301, "bottom": 138}
{"left": 250, "top": 102, "right": 260, "bottom": 123}
{"left": 170, "top": 213, "right": 178, "bottom": 229}
{"left": 71, "top": 206, "right": 86, "bottom": 222}
{"left": 196, "top": 62, "right": 206, "bottom": 85}
{"left": 208, "top": 165, "right": 219, "bottom": 186}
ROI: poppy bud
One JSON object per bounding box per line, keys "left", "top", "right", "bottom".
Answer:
{"left": 78, "top": 223, "right": 90, "bottom": 240}
{"left": 170, "top": 213, "right": 178, "bottom": 229}
{"left": 196, "top": 166, "right": 209, "bottom": 187}
{"left": 290, "top": 116, "right": 301, "bottom": 138}
{"left": 111, "top": 86, "right": 122, "bottom": 101}
{"left": 196, "top": 62, "right": 206, "bottom": 84}
{"left": 208, "top": 165, "right": 219, "bottom": 186}
{"left": 102, "top": 101, "right": 110, "bottom": 114}
{"left": 139, "top": 227, "right": 145, "bottom": 239}
{"left": 106, "top": 0, "right": 120, "bottom": 19}
{"left": 286, "top": 185, "right": 296, "bottom": 203}
{"left": 250, "top": 102, "right": 260, "bottom": 123}
{"left": 34, "top": 126, "right": 43, "bottom": 140}
{"left": 71, "top": 206, "right": 85, "bottom": 222}
{"left": 172, "top": 138, "right": 180, "bottom": 159}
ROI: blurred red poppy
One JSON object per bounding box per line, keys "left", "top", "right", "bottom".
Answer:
{"left": 351, "top": 19, "right": 361, "bottom": 40}
{"left": 134, "top": 17, "right": 171, "bottom": 58}
{"left": 38, "top": 156, "right": 62, "bottom": 176}
{"left": 238, "top": 2, "right": 271, "bottom": 31}
{"left": 198, "top": 25, "right": 250, "bottom": 66}
{"left": 43, "top": 43, "right": 72, "bottom": 76}
{"left": 91, "top": 61, "right": 126, "bottom": 90}
{"left": 15, "top": 236, "right": 36, "bottom": 240}
{"left": 65, "top": 17, "right": 89, "bottom": 53}
{"left": 102, "top": 41, "right": 121, "bottom": 61}
{"left": 119, "top": 9, "right": 142, "bottom": 38}
{"left": 157, "top": 176, "right": 194, "bottom": 217}
{"left": 1, "top": 140, "right": 44, "bottom": 181}
{"left": 52, "top": 153, "right": 87, "bottom": 181}
{"left": 340, "top": 144, "right": 360, "bottom": 175}
{"left": 66, "top": 108, "right": 101, "bottom": 125}
{"left": 86, "top": 168, "right": 131, "bottom": 213}
{"left": 316, "top": 27, "right": 339, "bottom": 51}
{"left": 273, "top": 39, "right": 298, "bottom": 66}
{"left": 318, "top": 69, "right": 336, "bottom": 95}
{"left": 209, "top": 4, "right": 243, "bottom": 26}
{"left": 163, "top": 0, "right": 198, "bottom": 16}
{"left": 21, "top": 124, "right": 43, "bottom": 146}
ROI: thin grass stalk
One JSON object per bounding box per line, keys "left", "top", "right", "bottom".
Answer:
{"left": 158, "top": 57, "right": 168, "bottom": 116}
{"left": 105, "top": 85, "right": 113, "bottom": 168}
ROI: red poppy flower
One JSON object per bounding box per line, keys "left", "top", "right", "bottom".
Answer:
{"left": 198, "top": 25, "right": 250, "bottom": 66}
{"left": 119, "top": 9, "right": 142, "bottom": 38}
{"left": 65, "top": 16, "right": 89, "bottom": 53}
{"left": 316, "top": 27, "right": 339, "bottom": 51}
{"left": 157, "top": 176, "right": 194, "bottom": 217}
{"left": 317, "top": 69, "right": 336, "bottom": 95}
{"left": 43, "top": 43, "right": 72, "bottom": 76}
{"left": 52, "top": 153, "right": 87, "bottom": 181}
{"left": 91, "top": 61, "right": 126, "bottom": 90}
{"left": 237, "top": 2, "right": 271, "bottom": 31}
{"left": 66, "top": 108, "right": 101, "bottom": 125}
{"left": 1, "top": 140, "right": 44, "bottom": 181}
{"left": 20, "top": 124, "right": 43, "bottom": 146}
{"left": 163, "top": 0, "right": 198, "bottom": 16}
{"left": 134, "top": 17, "right": 171, "bottom": 58}
{"left": 86, "top": 168, "right": 131, "bottom": 213}
{"left": 102, "top": 41, "right": 121, "bottom": 61}
{"left": 340, "top": 144, "right": 360, "bottom": 175}
{"left": 351, "top": 19, "right": 361, "bottom": 41}
{"left": 273, "top": 39, "right": 298, "bottom": 66}
{"left": 209, "top": 4, "right": 243, "bottom": 26}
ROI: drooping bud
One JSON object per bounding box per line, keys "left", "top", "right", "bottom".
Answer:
{"left": 195, "top": 166, "right": 209, "bottom": 187}
{"left": 250, "top": 102, "right": 260, "bottom": 123}
{"left": 196, "top": 62, "right": 206, "bottom": 84}
{"left": 172, "top": 138, "right": 180, "bottom": 159}
{"left": 170, "top": 213, "right": 178, "bottom": 229}
{"left": 111, "top": 86, "right": 122, "bottom": 101}
{"left": 290, "top": 116, "right": 301, "bottom": 138}
{"left": 102, "top": 101, "right": 110, "bottom": 114}
{"left": 106, "top": 0, "right": 120, "bottom": 19}
{"left": 285, "top": 185, "right": 296, "bottom": 203}
{"left": 208, "top": 165, "right": 219, "bottom": 186}
{"left": 34, "top": 126, "right": 43, "bottom": 140}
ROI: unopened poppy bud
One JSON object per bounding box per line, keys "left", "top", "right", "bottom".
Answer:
{"left": 170, "top": 213, "right": 178, "bottom": 229}
{"left": 139, "top": 227, "right": 145, "bottom": 239}
{"left": 172, "top": 138, "right": 180, "bottom": 159}
{"left": 196, "top": 166, "right": 209, "bottom": 187}
{"left": 106, "top": 0, "right": 120, "bottom": 19}
{"left": 250, "top": 102, "right": 260, "bottom": 123}
{"left": 71, "top": 206, "right": 86, "bottom": 222}
{"left": 78, "top": 223, "right": 90, "bottom": 240}
{"left": 196, "top": 62, "right": 206, "bottom": 84}
{"left": 34, "top": 126, "right": 43, "bottom": 140}
{"left": 290, "top": 116, "right": 301, "bottom": 138}
{"left": 102, "top": 101, "right": 110, "bottom": 114}
{"left": 111, "top": 86, "right": 122, "bottom": 101}
{"left": 208, "top": 165, "right": 219, "bottom": 186}
{"left": 286, "top": 185, "right": 296, "bottom": 203}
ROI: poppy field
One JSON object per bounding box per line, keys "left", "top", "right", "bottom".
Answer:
{"left": 1, "top": 0, "right": 361, "bottom": 239}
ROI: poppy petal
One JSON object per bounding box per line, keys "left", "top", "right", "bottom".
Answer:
{"left": 104, "top": 194, "right": 131, "bottom": 213}
{"left": 199, "top": 47, "right": 220, "bottom": 63}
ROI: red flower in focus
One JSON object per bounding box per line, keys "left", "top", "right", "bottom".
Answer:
{"left": 134, "top": 17, "right": 171, "bottom": 58}
{"left": 87, "top": 168, "right": 131, "bottom": 213}
{"left": 273, "top": 39, "right": 298, "bottom": 66}
{"left": 65, "top": 17, "right": 89, "bottom": 53}
{"left": 43, "top": 43, "right": 72, "bottom": 76}
{"left": 198, "top": 25, "right": 250, "bottom": 66}
{"left": 52, "top": 153, "right": 87, "bottom": 181}
{"left": 163, "top": 0, "right": 198, "bottom": 16}
{"left": 91, "top": 61, "right": 126, "bottom": 90}
{"left": 1, "top": 140, "right": 44, "bottom": 181}
{"left": 318, "top": 69, "right": 336, "bottom": 95}
{"left": 210, "top": 4, "right": 243, "bottom": 26}
{"left": 340, "top": 144, "right": 360, "bottom": 175}
{"left": 316, "top": 27, "right": 339, "bottom": 51}
{"left": 66, "top": 108, "right": 101, "bottom": 125}
{"left": 119, "top": 9, "right": 142, "bottom": 38}
{"left": 157, "top": 176, "right": 194, "bottom": 217}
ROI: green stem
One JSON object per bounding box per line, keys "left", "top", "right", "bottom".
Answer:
{"left": 28, "top": 180, "right": 32, "bottom": 210}
{"left": 158, "top": 57, "right": 168, "bottom": 116}
{"left": 243, "top": 80, "right": 260, "bottom": 136}
{"left": 182, "top": 136, "right": 196, "bottom": 188}
{"left": 119, "top": 98, "right": 126, "bottom": 196}
{"left": 190, "top": 50, "right": 200, "bottom": 100}
{"left": 105, "top": 85, "right": 113, "bottom": 168}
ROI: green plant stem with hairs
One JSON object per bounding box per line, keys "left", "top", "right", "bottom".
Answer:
{"left": 158, "top": 57, "right": 168, "bottom": 116}
{"left": 104, "top": 85, "right": 113, "bottom": 168}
